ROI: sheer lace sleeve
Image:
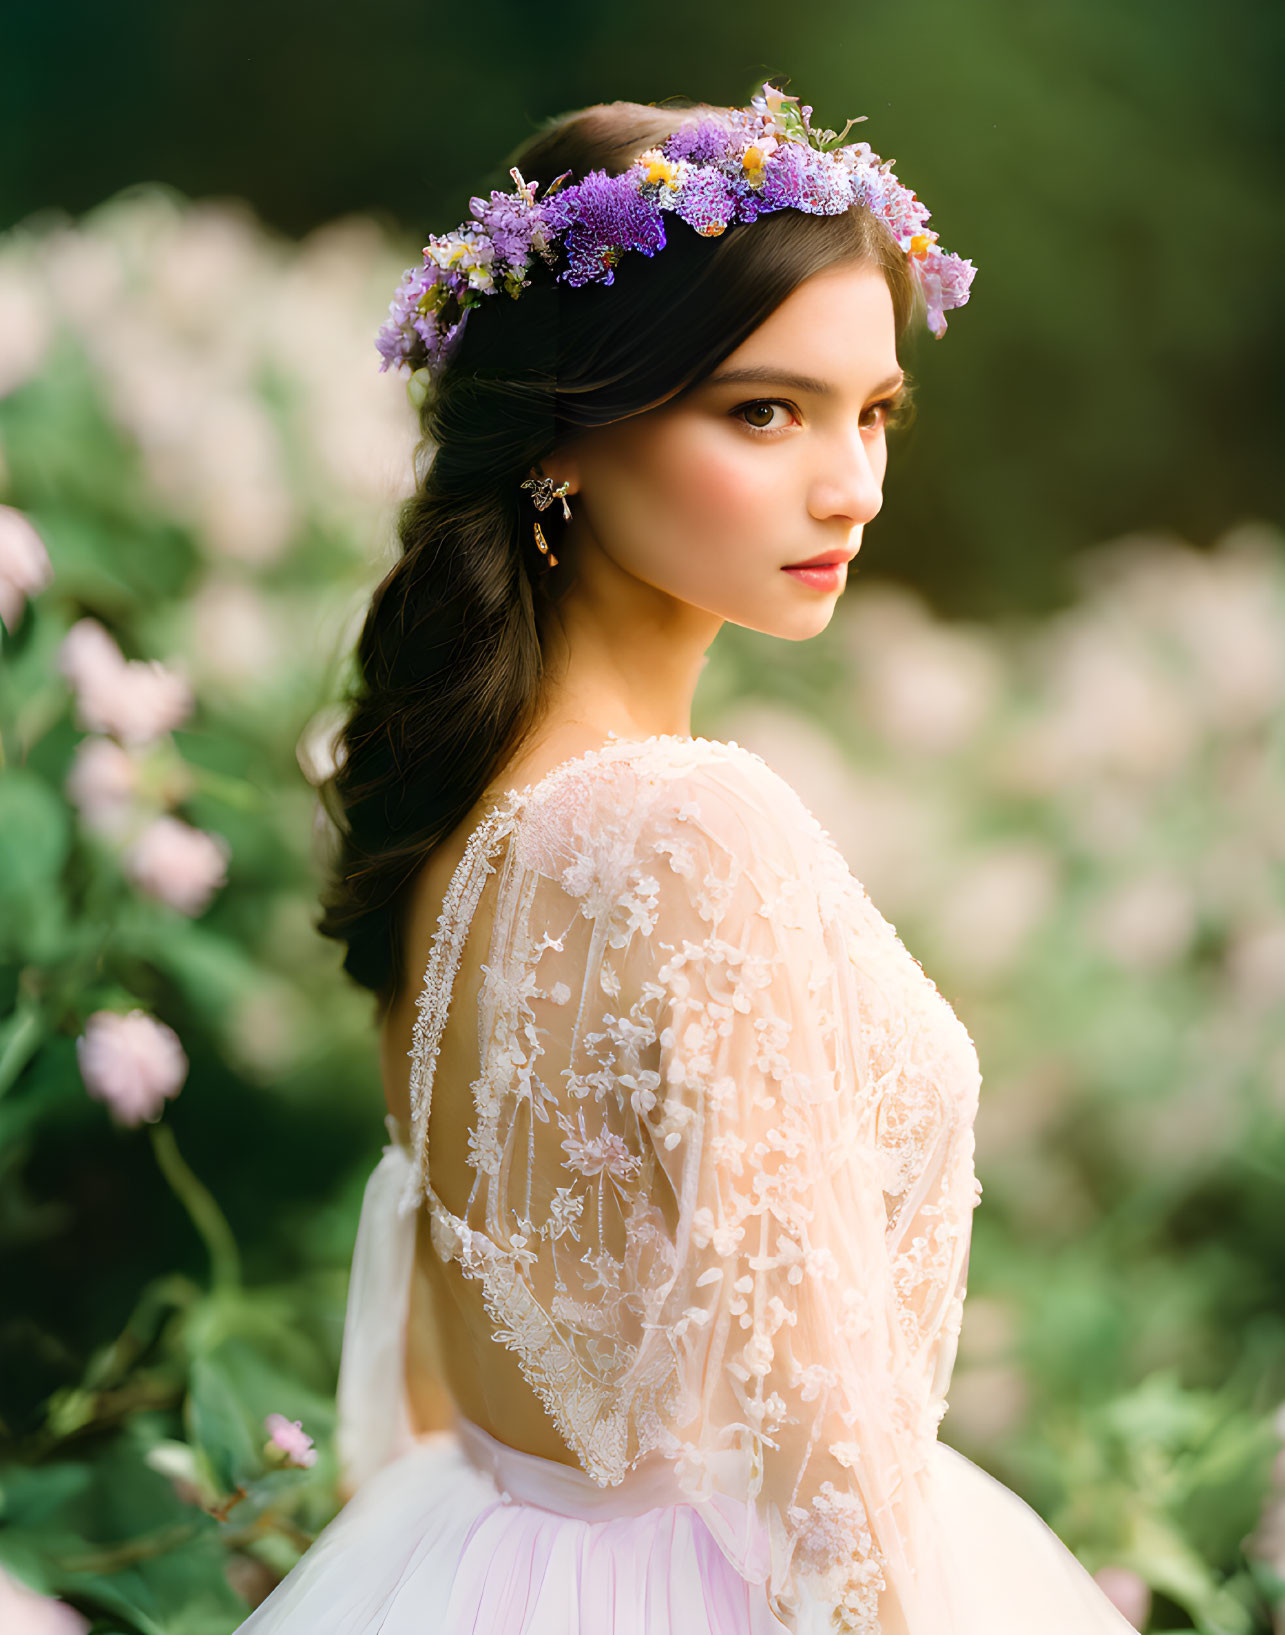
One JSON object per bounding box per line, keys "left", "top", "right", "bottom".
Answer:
{"left": 410, "top": 737, "right": 983, "bottom": 1632}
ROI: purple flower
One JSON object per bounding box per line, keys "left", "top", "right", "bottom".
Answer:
{"left": 541, "top": 171, "right": 667, "bottom": 287}
{"left": 671, "top": 168, "right": 738, "bottom": 238}
{"left": 662, "top": 117, "right": 742, "bottom": 169}
{"left": 376, "top": 263, "right": 440, "bottom": 373}
{"left": 468, "top": 188, "right": 540, "bottom": 271}
{"left": 914, "top": 248, "right": 978, "bottom": 338}
{"left": 860, "top": 169, "right": 934, "bottom": 244}
{"left": 757, "top": 145, "right": 850, "bottom": 216}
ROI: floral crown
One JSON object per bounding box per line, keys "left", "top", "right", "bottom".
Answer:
{"left": 376, "top": 81, "right": 977, "bottom": 388}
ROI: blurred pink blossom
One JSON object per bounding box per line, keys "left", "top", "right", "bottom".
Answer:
{"left": 1082, "top": 527, "right": 1285, "bottom": 733}
{"left": 76, "top": 1008, "right": 188, "bottom": 1126}
{"left": 0, "top": 266, "right": 53, "bottom": 399}
{"left": 1088, "top": 870, "right": 1198, "bottom": 972}
{"left": 0, "top": 504, "right": 54, "bottom": 633}
{"left": 57, "top": 616, "right": 122, "bottom": 688}
{"left": 933, "top": 841, "right": 1060, "bottom": 985}
{"left": 264, "top": 1412, "right": 318, "bottom": 1468}
{"left": 57, "top": 617, "right": 194, "bottom": 745}
{"left": 63, "top": 735, "right": 142, "bottom": 839}
{"left": 186, "top": 576, "right": 287, "bottom": 690}
{"left": 0, "top": 1565, "right": 89, "bottom": 1635}
{"left": 122, "top": 814, "right": 230, "bottom": 915}
{"left": 868, "top": 628, "right": 1001, "bottom": 755}
{"left": 1091, "top": 1565, "right": 1151, "bottom": 1628}
{"left": 1226, "top": 920, "right": 1285, "bottom": 1012}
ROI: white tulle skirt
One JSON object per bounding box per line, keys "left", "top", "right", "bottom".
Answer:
{"left": 232, "top": 1127, "right": 1138, "bottom": 1635}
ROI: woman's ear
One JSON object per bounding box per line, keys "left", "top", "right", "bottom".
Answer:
{"left": 531, "top": 453, "right": 580, "bottom": 497}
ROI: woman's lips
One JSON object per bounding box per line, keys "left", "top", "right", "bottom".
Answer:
{"left": 783, "top": 562, "right": 846, "bottom": 591}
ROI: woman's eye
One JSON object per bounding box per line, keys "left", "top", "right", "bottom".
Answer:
{"left": 864, "top": 393, "right": 913, "bottom": 433}
{"left": 733, "top": 394, "right": 911, "bottom": 438}
{"left": 734, "top": 399, "right": 796, "bottom": 435}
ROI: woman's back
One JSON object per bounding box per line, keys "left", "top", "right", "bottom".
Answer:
{"left": 378, "top": 724, "right": 621, "bottom": 1466}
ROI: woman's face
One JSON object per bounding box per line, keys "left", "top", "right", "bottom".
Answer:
{"left": 547, "top": 259, "right": 906, "bottom": 642}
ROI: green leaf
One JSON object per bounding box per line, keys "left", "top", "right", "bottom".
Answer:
{"left": 183, "top": 1352, "right": 261, "bottom": 1494}
{"left": 0, "top": 1458, "right": 95, "bottom": 1523}
{"left": 114, "top": 904, "right": 264, "bottom": 1020}
{"left": 0, "top": 769, "right": 72, "bottom": 960}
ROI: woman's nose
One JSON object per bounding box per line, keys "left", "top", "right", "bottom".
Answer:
{"left": 809, "top": 441, "right": 884, "bottom": 527}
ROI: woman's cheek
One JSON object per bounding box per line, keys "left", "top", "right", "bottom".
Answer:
{"left": 658, "top": 439, "right": 769, "bottom": 534}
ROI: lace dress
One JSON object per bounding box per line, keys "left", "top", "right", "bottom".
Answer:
{"left": 234, "top": 733, "right": 1138, "bottom": 1634}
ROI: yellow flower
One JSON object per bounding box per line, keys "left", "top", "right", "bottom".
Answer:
{"left": 742, "top": 145, "right": 765, "bottom": 178}
{"left": 639, "top": 148, "right": 681, "bottom": 189}
{"left": 908, "top": 233, "right": 932, "bottom": 260}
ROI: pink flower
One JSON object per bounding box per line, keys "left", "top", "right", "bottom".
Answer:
{"left": 0, "top": 505, "right": 54, "bottom": 634}
{"left": 122, "top": 814, "right": 230, "bottom": 915}
{"left": 57, "top": 617, "right": 194, "bottom": 746}
{"left": 57, "top": 617, "right": 122, "bottom": 690}
{"left": 76, "top": 1008, "right": 188, "bottom": 1126}
{"left": 1092, "top": 1566, "right": 1151, "bottom": 1629}
{"left": 63, "top": 735, "right": 142, "bottom": 839}
{"left": 0, "top": 266, "right": 53, "bottom": 399}
{"left": 0, "top": 1565, "right": 89, "bottom": 1635}
{"left": 264, "top": 1412, "right": 318, "bottom": 1468}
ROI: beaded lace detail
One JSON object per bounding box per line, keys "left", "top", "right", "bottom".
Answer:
{"left": 400, "top": 732, "right": 983, "bottom": 1631}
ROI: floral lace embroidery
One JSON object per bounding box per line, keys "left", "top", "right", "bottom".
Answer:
{"left": 404, "top": 734, "right": 983, "bottom": 1631}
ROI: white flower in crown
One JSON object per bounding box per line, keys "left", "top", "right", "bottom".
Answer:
{"left": 425, "top": 229, "right": 498, "bottom": 294}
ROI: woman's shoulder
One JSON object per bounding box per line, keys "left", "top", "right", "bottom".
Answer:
{"left": 513, "top": 731, "right": 845, "bottom": 890}
{"left": 515, "top": 731, "right": 792, "bottom": 826}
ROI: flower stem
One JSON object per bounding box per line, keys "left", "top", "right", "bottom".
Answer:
{"left": 148, "top": 1121, "right": 241, "bottom": 1296}
{"left": 0, "top": 988, "right": 44, "bottom": 1099}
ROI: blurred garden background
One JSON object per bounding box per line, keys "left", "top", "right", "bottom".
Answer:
{"left": 1, "top": 3, "right": 1283, "bottom": 1632}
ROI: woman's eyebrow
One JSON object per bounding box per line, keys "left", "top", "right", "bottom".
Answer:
{"left": 702, "top": 365, "right": 906, "bottom": 397}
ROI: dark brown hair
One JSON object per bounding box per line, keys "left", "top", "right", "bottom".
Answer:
{"left": 314, "top": 94, "right": 923, "bottom": 1015}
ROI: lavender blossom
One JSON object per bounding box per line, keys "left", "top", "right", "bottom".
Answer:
{"left": 541, "top": 170, "right": 667, "bottom": 287}
{"left": 662, "top": 119, "right": 742, "bottom": 169}
{"left": 670, "top": 167, "right": 738, "bottom": 238}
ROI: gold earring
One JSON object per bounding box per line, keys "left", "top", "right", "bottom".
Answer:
{"left": 520, "top": 470, "right": 573, "bottom": 568}
{"left": 532, "top": 518, "right": 558, "bottom": 567}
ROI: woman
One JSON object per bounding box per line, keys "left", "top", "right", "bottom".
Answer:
{"left": 237, "top": 83, "right": 1138, "bottom": 1633}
